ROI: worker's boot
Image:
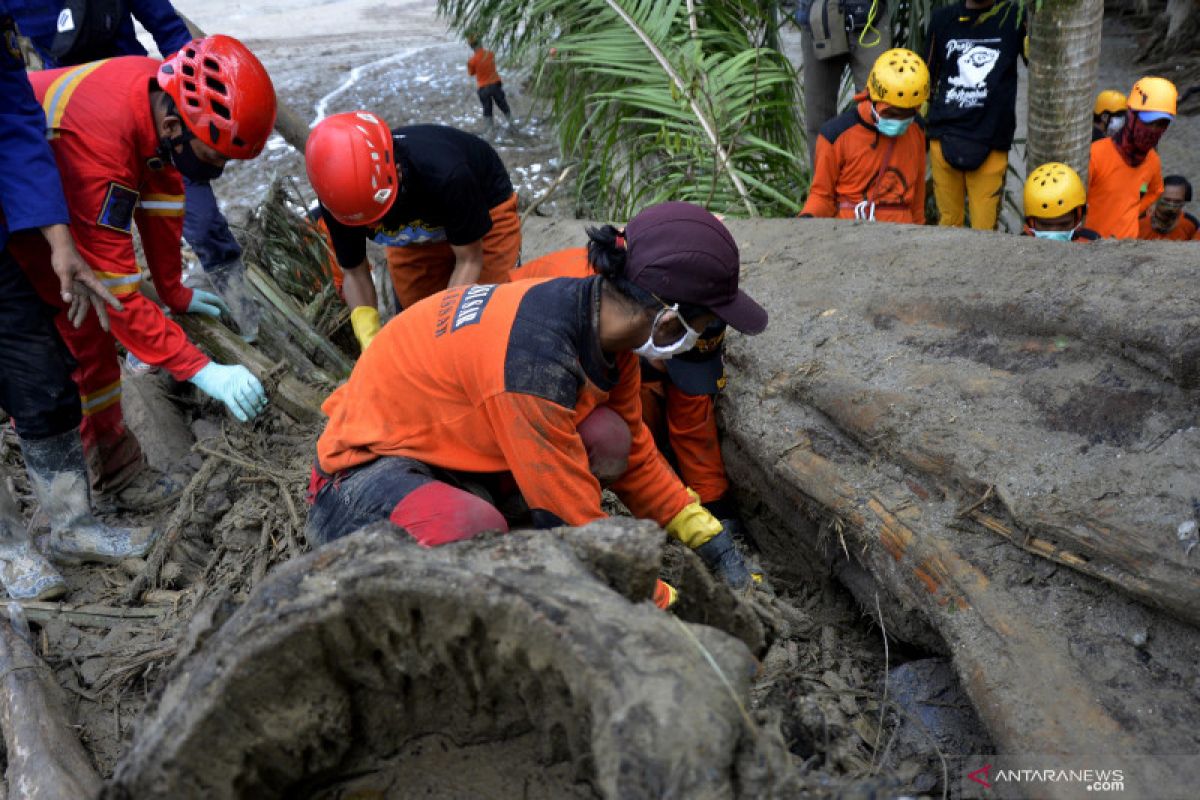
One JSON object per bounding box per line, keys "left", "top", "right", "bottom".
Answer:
{"left": 207, "top": 258, "right": 261, "bottom": 343}
{"left": 693, "top": 527, "right": 752, "bottom": 590}
{"left": 0, "top": 479, "right": 66, "bottom": 601}
{"left": 20, "top": 430, "right": 158, "bottom": 565}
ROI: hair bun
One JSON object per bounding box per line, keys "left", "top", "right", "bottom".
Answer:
{"left": 586, "top": 224, "right": 627, "bottom": 278}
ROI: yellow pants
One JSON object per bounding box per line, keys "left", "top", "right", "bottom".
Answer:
{"left": 930, "top": 140, "right": 1008, "bottom": 230}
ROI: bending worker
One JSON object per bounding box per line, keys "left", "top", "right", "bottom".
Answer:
{"left": 8, "top": 36, "right": 274, "bottom": 507}
{"left": 306, "top": 112, "right": 521, "bottom": 351}
{"left": 800, "top": 49, "right": 929, "bottom": 224}
{"left": 1022, "top": 163, "right": 1100, "bottom": 242}
{"left": 514, "top": 247, "right": 745, "bottom": 535}
{"left": 307, "top": 202, "right": 766, "bottom": 594}
{"left": 1, "top": 8, "right": 153, "bottom": 600}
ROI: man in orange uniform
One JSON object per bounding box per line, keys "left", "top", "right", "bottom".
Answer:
{"left": 1022, "top": 163, "right": 1100, "bottom": 243}
{"left": 514, "top": 247, "right": 742, "bottom": 532}
{"left": 1087, "top": 76, "right": 1176, "bottom": 239}
{"left": 307, "top": 202, "right": 768, "bottom": 595}
{"left": 1138, "top": 176, "right": 1198, "bottom": 241}
{"left": 306, "top": 112, "right": 521, "bottom": 351}
{"left": 466, "top": 33, "right": 513, "bottom": 131}
{"left": 8, "top": 36, "right": 275, "bottom": 504}
{"left": 800, "top": 49, "right": 929, "bottom": 224}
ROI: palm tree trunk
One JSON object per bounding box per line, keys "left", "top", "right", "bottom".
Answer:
{"left": 1026, "top": 0, "right": 1104, "bottom": 182}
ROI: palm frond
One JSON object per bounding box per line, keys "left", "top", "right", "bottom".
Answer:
{"left": 439, "top": 0, "right": 807, "bottom": 217}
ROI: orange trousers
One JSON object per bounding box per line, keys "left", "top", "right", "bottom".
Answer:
{"left": 385, "top": 193, "right": 521, "bottom": 310}
{"left": 640, "top": 380, "right": 729, "bottom": 505}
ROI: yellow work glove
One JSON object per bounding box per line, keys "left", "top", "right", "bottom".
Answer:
{"left": 665, "top": 489, "right": 722, "bottom": 548}
{"left": 350, "top": 306, "right": 381, "bottom": 352}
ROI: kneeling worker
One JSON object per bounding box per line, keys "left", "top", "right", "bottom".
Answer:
{"left": 307, "top": 202, "right": 766, "bottom": 597}
{"left": 1022, "top": 163, "right": 1100, "bottom": 242}
{"left": 306, "top": 112, "right": 521, "bottom": 351}
{"left": 800, "top": 48, "right": 929, "bottom": 224}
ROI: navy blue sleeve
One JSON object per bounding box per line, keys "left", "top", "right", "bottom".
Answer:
{"left": 127, "top": 0, "right": 192, "bottom": 57}
{"left": 0, "top": 12, "right": 69, "bottom": 245}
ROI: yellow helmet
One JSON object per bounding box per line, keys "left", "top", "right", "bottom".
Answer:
{"left": 1024, "top": 163, "right": 1087, "bottom": 219}
{"left": 1093, "top": 89, "right": 1127, "bottom": 116}
{"left": 867, "top": 49, "right": 930, "bottom": 110}
{"left": 1128, "top": 76, "right": 1177, "bottom": 116}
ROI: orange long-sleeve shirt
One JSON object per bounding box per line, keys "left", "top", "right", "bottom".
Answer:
{"left": 466, "top": 47, "right": 501, "bottom": 88}
{"left": 801, "top": 100, "right": 926, "bottom": 224}
{"left": 1087, "top": 137, "right": 1163, "bottom": 240}
{"left": 9, "top": 57, "right": 207, "bottom": 381}
{"left": 317, "top": 276, "right": 692, "bottom": 528}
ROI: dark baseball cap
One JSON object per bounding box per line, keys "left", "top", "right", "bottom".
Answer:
{"left": 666, "top": 320, "right": 727, "bottom": 395}
{"left": 624, "top": 201, "right": 768, "bottom": 334}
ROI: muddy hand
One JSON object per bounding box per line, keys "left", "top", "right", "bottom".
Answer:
{"left": 43, "top": 223, "right": 123, "bottom": 330}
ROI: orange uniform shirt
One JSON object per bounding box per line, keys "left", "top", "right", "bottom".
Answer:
{"left": 1086, "top": 137, "right": 1163, "bottom": 240}
{"left": 1138, "top": 211, "right": 1199, "bottom": 241}
{"left": 801, "top": 100, "right": 927, "bottom": 224}
{"left": 317, "top": 276, "right": 692, "bottom": 528}
{"left": 467, "top": 47, "right": 501, "bottom": 88}
{"left": 512, "top": 247, "right": 590, "bottom": 280}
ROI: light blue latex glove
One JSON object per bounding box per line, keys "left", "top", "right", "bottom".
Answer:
{"left": 187, "top": 288, "right": 230, "bottom": 318}
{"left": 189, "top": 363, "right": 267, "bottom": 421}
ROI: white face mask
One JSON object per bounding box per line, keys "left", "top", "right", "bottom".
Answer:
{"left": 1107, "top": 116, "right": 1125, "bottom": 136}
{"left": 632, "top": 304, "right": 701, "bottom": 360}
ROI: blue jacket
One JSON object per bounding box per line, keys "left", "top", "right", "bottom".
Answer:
{"left": 7, "top": 0, "right": 191, "bottom": 66}
{"left": 0, "top": 4, "right": 68, "bottom": 250}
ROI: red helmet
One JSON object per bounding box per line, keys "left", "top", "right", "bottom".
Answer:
{"left": 305, "top": 111, "right": 398, "bottom": 226}
{"left": 157, "top": 35, "right": 277, "bottom": 160}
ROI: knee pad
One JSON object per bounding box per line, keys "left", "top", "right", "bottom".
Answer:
{"left": 577, "top": 406, "right": 631, "bottom": 484}
{"left": 389, "top": 481, "right": 508, "bottom": 547}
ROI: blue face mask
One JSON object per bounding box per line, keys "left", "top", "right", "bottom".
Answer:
{"left": 1032, "top": 228, "right": 1074, "bottom": 242}
{"left": 872, "top": 106, "right": 913, "bottom": 137}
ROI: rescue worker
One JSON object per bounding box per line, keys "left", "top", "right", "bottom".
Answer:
{"left": 1, "top": 7, "right": 154, "bottom": 600}
{"left": 7, "top": 35, "right": 274, "bottom": 507}
{"left": 1022, "top": 163, "right": 1100, "bottom": 242}
{"left": 306, "top": 112, "right": 522, "bottom": 351}
{"left": 9, "top": 0, "right": 260, "bottom": 341}
{"left": 1138, "top": 175, "right": 1198, "bottom": 241}
{"left": 800, "top": 48, "right": 929, "bottom": 224}
{"left": 925, "top": 0, "right": 1026, "bottom": 230}
{"left": 467, "top": 33, "right": 514, "bottom": 132}
{"left": 1092, "top": 89, "right": 1127, "bottom": 141}
{"left": 307, "top": 201, "right": 767, "bottom": 598}
{"left": 514, "top": 248, "right": 745, "bottom": 537}
{"left": 1087, "top": 76, "right": 1176, "bottom": 240}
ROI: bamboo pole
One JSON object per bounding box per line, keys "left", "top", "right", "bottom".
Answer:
{"left": 245, "top": 262, "right": 354, "bottom": 378}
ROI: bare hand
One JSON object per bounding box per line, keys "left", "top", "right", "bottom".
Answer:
{"left": 41, "top": 224, "right": 123, "bottom": 330}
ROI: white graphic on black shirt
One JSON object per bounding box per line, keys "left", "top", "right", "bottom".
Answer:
{"left": 943, "top": 38, "right": 1001, "bottom": 109}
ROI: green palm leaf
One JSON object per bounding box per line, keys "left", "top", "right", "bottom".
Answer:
{"left": 439, "top": 0, "right": 807, "bottom": 217}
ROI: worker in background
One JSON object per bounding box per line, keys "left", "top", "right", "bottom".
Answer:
{"left": 7, "top": 36, "right": 275, "bottom": 508}
{"left": 800, "top": 48, "right": 929, "bottom": 224}
{"left": 306, "top": 113, "right": 521, "bottom": 351}
{"left": 9, "top": 0, "right": 261, "bottom": 341}
{"left": 925, "top": 0, "right": 1026, "bottom": 230}
{"left": 1087, "top": 76, "right": 1176, "bottom": 239}
{"left": 1138, "top": 175, "right": 1198, "bottom": 241}
{"left": 306, "top": 202, "right": 767, "bottom": 601}
{"left": 1021, "top": 162, "right": 1100, "bottom": 242}
{"left": 1092, "top": 89, "right": 1127, "bottom": 141}
{"left": 514, "top": 248, "right": 747, "bottom": 540}
{"left": 1, "top": 7, "right": 155, "bottom": 600}
{"left": 793, "top": 0, "right": 893, "bottom": 167}
{"left": 466, "top": 33, "right": 514, "bottom": 133}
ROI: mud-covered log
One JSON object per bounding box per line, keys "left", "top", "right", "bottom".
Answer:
{"left": 175, "top": 314, "right": 327, "bottom": 422}
{"left": 107, "top": 521, "right": 787, "bottom": 799}
{"left": 0, "top": 606, "right": 102, "bottom": 799}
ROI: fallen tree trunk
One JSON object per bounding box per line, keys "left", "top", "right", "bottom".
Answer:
{"left": 0, "top": 605, "right": 102, "bottom": 799}
{"left": 106, "top": 521, "right": 784, "bottom": 799}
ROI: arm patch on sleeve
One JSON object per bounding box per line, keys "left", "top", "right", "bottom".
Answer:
{"left": 97, "top": 183, "right": 139, "bottom": 233}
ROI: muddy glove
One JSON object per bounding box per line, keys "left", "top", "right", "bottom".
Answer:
{"left": 667, "top": 493, "right": 751, "bottom": 590}
{"left": 186, "top": 288, "right": 230, "bottom": 318}
{"left": 189, "top": 363, "right": 267, "bottom": 422}
{"left": 350, "top": 306, "right": 381, "bottom": 352}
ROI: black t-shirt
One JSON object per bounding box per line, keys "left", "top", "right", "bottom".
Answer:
{"left": 925, "top": 1, "right": 1026, "bottom": 149}
{"left": 322, "top": 124, "right": 514, "bottom": 269}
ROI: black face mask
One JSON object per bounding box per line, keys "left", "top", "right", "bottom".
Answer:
{"left": 162, "top": 133, "right": 226, "bottom": 183}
